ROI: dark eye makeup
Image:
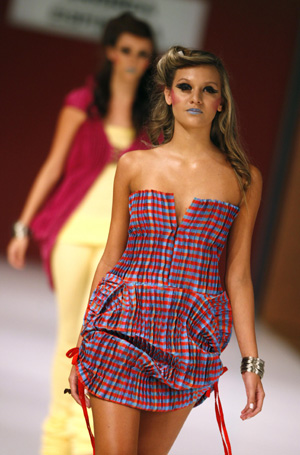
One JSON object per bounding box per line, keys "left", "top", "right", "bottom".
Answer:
{"left": 120, "top": 47, "right": 131, "bottom": 55}
{"left": 119, "top": 47, "right": 151, "bottom": 59}
{"left": 176, "top": 83, "right": 192, "bottom": 91}
{"left": 138, "top": 51, "right": 151, "bottom": 59}
{"left": 176, "top": 83, "right": 219, "bottom": 94}
{"left": 203, "top": 85, "right": 219, "bottom": 94}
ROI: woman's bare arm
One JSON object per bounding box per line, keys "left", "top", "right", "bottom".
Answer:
{"left": 7, "top": 106, "right": 87, "bottom": 268}
{"left": 68, "top": 151, "right": 138, "bottom": 405}
{"left": 225, "top": 165, "right": 265, "bottom": 420}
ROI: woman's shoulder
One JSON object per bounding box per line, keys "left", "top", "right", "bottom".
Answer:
{"left": 63, "top": 76, "right": 94, "bottom": 112}
{"left": 249, "top": 164, "right": 262, "bottom": 185}
{"left": 119, "top": 148, "right": 158, "bottom": 167}
{"left": 116, "top": 149, "right": 159, "bottom": 183}
{"left": 241, "top": 164, "right": 263, "bottom": 210}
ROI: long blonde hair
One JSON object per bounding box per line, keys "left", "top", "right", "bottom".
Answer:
{"left": 148, "top": 46, "right": 251, "bottom": 192}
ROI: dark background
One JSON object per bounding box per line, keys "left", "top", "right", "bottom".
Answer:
{"left": 1, "top": 0, "right": 300, "bottom": 348}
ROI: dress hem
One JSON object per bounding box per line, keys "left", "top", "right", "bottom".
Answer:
{"left": 75, "top": 362, "right": 215, "bottom": 413}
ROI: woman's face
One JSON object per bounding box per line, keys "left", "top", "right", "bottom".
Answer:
{"left": 164, "top": 65, "right": 223, "bottom": 130}
{"left": 107, "top": 32, "right": 153, "bottom": 81}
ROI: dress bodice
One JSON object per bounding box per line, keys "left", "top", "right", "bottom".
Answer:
{"left": 111, "top": 189, "right": 240, "bottom": 295}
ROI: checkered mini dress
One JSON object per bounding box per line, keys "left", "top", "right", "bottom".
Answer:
{"left": 76, "top": 189, "right": 239, "bottom": 411}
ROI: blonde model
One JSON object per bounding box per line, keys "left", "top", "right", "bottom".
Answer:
{"left": 68, "top": 46, "right": 265, "bottom": 455}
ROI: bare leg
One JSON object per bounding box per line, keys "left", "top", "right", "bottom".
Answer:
{"left": 138, "top": 402, "right": 195, "bottom": 455}
{"left": 90, "top": 395, "right": 141, "bottom": 455}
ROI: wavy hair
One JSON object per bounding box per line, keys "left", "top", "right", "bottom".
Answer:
{"left": 93, "top": 12, "right": 157, "bottom": 133}
{"left": 148, "top": 46, "right": 251, "bottom": 192}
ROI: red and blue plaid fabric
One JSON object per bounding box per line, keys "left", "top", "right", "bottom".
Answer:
{"left": 77, "top": 189, "right": 239, "bottom": 411}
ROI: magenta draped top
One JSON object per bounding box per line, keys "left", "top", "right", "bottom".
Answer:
{"left": 30, "top": 79, "right": 151, "bottom": 287}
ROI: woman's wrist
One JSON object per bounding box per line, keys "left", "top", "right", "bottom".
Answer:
{"left": 240, "top": 356, "right": 265, "bottom": 379}
{"left": 12, "top": 220, "right": 31, "bottom": 238}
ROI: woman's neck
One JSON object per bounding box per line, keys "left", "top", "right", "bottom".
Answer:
{"left": 168, "top": 123, "right": 217, "bottom": 161}
{"left": 105, "top": 71, "right": 139, "bottom": 127}
{"left": 110, "top": 71, "right": 139, "bottom": 102}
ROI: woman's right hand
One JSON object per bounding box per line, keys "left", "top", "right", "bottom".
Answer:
{"left": 69, "top": 365, "right": 91, "bottom": 408}
{"left": 69, "top": 365, "right": 81, "bottom": 405}
{"left": 7, "top": 236, "right": 30, "bottom": 269}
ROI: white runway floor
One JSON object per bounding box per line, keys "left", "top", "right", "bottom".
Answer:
{"left": 1, "top": 257, "right": 300, "bottom": 455}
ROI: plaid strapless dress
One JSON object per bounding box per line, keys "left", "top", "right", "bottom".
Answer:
{"left": 71, "top": 189, "right": 239, "bottom": 454}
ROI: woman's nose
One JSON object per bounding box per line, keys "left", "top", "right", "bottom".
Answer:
{"left": 191, "top": 91, "right": 203, "bottom": 104}
{"left": 128, "top": 52, "right": 139, "bottom": 64}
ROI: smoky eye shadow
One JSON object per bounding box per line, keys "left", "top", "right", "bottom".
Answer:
{"left": 120, "top": 47, "right": 130, "bottom": 54}
{"left": 176, "top": 83, "right": 192, "bottom": 90}
{"left": 139, "top": 51, "right": 150, "bottom": 58}
{"left": 204, "top": 86, "right": 219, "bottom": 93}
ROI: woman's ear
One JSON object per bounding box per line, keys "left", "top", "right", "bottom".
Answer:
{"left": 217, "top": 99, "right": 223, "bottom": 112}
{"left": 164, "top": 87, "right": 172, "bottom": 106}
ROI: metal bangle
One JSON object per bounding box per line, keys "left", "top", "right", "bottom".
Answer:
{"left": 241, "top": 356, "right": 265, "bottom": 365}
{"left": 12, "top": 221, "right": 31, "bottom": 238}
{"left": 240, "top": 356, "right": 265, "bottom": 379}
{"left": 241, "top": 366, "right": 264, "bottom": 379}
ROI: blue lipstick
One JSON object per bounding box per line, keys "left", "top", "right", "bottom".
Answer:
{"left": 126, "top": 67, "right": 137, "bottom": 73}
{"left": 187, "top": 108, "right": 203, "bottom": 115}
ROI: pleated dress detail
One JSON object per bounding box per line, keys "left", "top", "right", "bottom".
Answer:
{"left": 76, "top": 189, "right": 239, "bottom": 411}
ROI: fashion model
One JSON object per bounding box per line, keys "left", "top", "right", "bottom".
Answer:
{"left": 68, "top": 45, "right": 265, "bottom": 455}
{"left": 7, "top": 13, "right": 156, "bottom": 455}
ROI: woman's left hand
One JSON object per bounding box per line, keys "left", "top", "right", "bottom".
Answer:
{"left": 240, "top": 371, "right": 265, "bottom": 420}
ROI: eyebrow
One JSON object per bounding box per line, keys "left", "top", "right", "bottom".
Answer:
{"left": 176, "top": 78, "right": 219, "bottom": 86}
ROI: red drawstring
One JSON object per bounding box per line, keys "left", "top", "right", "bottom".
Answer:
{"left": 66, "top": 348, "right": 95, "bottom": 455}
{"left": 206, "top": 368, "right": 232, "bottom": 454}
{"left": 66, "top": 347, "right": 79, "bottom": 365}
{"left": 213, "top": 368, "right": 232, "bottom": 455}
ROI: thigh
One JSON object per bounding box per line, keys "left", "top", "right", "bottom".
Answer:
{"left": 90, "top": 395, "right": 140, "bottom": 455}
{"left": 138, "top": 402, "right": 195, "bottom": 455}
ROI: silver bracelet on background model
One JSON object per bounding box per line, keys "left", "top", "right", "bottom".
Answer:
{"left": 240, "top": 356, "right": 265, "bottom": 379}
{"left": 12, "top": 221, "right": 31, "bottom": 238}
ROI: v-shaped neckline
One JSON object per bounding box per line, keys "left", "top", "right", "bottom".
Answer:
{"left": 129, "top": 189, "right": 240, "bottom": 231}
{"left": 169, "top": 193, "right": 198, "bottom": 229}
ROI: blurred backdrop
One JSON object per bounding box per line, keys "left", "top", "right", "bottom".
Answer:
{"left": 1, "top": 0, "right": 299, "bottom": 348}
{"left": 1, "top": 1, "right": 300, "bottom": 454}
